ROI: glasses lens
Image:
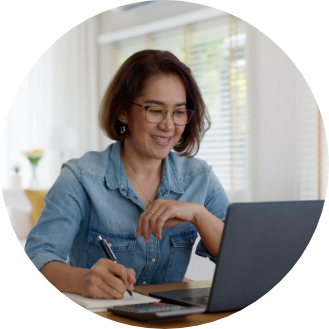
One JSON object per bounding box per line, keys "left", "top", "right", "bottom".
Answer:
{"left": 146, "top": 107, "right": 166, "bottom": 123}
{"left": 174, "top": 109, "right": 190, "bottom": 125}
{"left": 145, "top": 107, "right": 194, "bottom": 125}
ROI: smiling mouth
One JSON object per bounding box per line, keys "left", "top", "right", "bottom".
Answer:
{"left": 151, "top": 136, "right": 171, "bottom": 142}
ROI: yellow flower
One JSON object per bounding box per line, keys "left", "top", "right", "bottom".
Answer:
{"left": 23, "top": 150, "right": 43, "bottom": 158}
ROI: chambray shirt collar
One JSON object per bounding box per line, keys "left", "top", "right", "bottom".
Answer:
{"left": 161, "top": 154, "right": 184, "bottom": 197}
{"left": 104, "top": 141, "right": 184, "bottom": 198}
{"left": 104, "top": 141, "right": 122, "bottom": 190}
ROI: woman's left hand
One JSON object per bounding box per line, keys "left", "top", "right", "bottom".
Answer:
{"left": 136, "top": 199, "right": 201, "bottom": 243}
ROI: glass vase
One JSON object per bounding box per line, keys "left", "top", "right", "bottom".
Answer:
{"left": 27, "top": 156, "right": 42, "bottom": 188}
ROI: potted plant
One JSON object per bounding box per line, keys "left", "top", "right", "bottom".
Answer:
{"left": 12, "top": 164, "right": 22, "bottom": 189}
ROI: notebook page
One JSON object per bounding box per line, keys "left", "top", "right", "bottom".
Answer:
{"left": 63, "top": 291, "right": 161, "bottom": 310}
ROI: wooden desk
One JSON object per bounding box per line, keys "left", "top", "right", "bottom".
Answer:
{"left": 95, "top": 280, "right": 238, "bottom": 328}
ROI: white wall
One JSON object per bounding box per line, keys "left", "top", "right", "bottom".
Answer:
{"left": 247, "top": 24, "right": 302, "bottom": 202}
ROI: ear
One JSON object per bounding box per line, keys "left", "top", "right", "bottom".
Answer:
{"left": 119, "top": 111, "right": 127, "bottom": 123}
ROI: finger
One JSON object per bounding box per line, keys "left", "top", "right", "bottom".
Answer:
{"left": 155, "top": 204, "right": 184, "bottom": 237}
{"left": 84, "top": 272, "right": 124, "bottom": 299}
{"left": 141, "top": 211, "right": 152, "bottom": 243}
{"left": 96, "top": 278, "right": 125, "bottom": 299}
{"left": 127, "top": 268, "right": 136, "bottom": 291}
{"left": 154, "top": 206, "right": 173, "bottom": 239}
{"left": 147, "top": 201, "right": 176, "bottom": 239}
{"left": 149, "top": 206, "right": 163, "bottom": 239}
{"left": 143, "top": 201, "right": 163, "bottom": 238}
{"left": 149, "top": 206, "right": 159, "bottom": 236}
{"left": 83, "top": 264, "right": 125, "bottom": 299}
{"left": 148, "top": 206, "right": 168, "bottom": 240}
{"left": 127, "top": 268, "right": 136, "bottom": 284}
{"left": 145, "top": 207, "right": 162, "bottom": 243}
{"left": 137, "top": 205, "right": 153, "bottom": 237}
{"left": 95, "top": 260, "right": 128, "bottom": 294}
{"left": 108, "top": 263, "right": 131, "bottom": 289}
{"left": 136, "top": 210, "right": 145, "bottom": 237}
{"left": 138, "top": 204, "right": 157, "bottom": 243}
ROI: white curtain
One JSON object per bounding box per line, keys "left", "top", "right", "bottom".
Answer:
{"left": 245, "top": 24, "right": 327, "bottom": 201}
{"left": 1, "top": 16, "right": 100, "bottom": 189}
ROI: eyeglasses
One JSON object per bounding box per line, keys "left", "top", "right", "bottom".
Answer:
{"left": 131, "top": 102, "right": 194, "bottom": 126}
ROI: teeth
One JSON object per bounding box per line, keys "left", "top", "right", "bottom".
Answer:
{"left": 152, "top": 136, "right": 170, "bottom": 142}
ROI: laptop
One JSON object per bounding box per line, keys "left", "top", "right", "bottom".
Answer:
{"left": 109, "top": 200, "right": 323, "bottom": 321}
{"left": 149, "top": 200, "right": 324, "bottom": 313}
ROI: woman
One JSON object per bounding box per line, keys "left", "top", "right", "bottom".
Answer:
{"left": 25, "top": 50, "right": 230, "bottom": 299}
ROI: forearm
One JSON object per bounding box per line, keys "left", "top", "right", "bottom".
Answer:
{"left": 191, "top": 204, "right": 225, "bottom": 257}
{"left": 40, "top": 261, "right": 88, "bottom": 294}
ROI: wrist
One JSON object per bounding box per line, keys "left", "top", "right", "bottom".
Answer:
{"left": 75, "top": 268, "right": 89, "bottom": 295}
{"left": 190, "top": 203, "right": 205, "bottom": 228}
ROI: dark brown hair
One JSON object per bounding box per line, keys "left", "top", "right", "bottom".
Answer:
{"left": 99, "top": 49, "right": 210, "bottom": 157}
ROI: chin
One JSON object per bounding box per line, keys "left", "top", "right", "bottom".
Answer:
{"left": 153, "top": 152, "right": 169, "bottom": 160}
{"left": 152, "top": 148, "right": 171, "bottom": 160}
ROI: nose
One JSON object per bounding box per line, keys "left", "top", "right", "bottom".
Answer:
{"left": 159, "top": 110, "right": 175, "bottom": 131}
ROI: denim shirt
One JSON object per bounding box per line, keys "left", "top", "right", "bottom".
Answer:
{"left": 25, "top": 141, "right": 229, "bottom": 285}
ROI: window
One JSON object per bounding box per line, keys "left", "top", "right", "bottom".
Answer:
{"left": 298, "top": 77, "right": 328, "bottom": 200}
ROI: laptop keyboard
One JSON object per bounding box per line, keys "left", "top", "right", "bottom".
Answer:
{"left": 179, "top": 296, "right": 209, "bottom": 306}
{"left": 112, "top": 302, "right": 190, "bottom": 313}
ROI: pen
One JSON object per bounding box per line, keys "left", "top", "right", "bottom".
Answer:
{"left": 97, "top": 235, "right": 133, "bottom": 298}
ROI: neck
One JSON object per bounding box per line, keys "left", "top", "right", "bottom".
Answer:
{"left": 120, "top": 141, "right": 162, "bottom": 207}
{"left": 121, "top": 142, "right": 162, "bottom": 178}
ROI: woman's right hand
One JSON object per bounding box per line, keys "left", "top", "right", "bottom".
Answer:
{"left": 79, "top": 258, "right": 136, "bottom": 299}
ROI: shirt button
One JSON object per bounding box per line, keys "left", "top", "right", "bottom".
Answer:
{"left": 151, "top": 258, "right": 156, "bottom": 263}
{"left": 108, "top": 242, "right": 112, "bottom": 248}
{"left": 190, "top": 239, "right": 194, "bottom": 244}
{"left": 142, "top": 281, "right": 147, "bottom": 285}
{"left": 121, "top": 188, "right": 125, "bottom": 192}
{"left": 133, "top": 196, "right": 137, "bottom": 199}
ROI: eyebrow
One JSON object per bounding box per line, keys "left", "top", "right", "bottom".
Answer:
{"left": 144, "top": 99, "right": 186, "bottom": 107}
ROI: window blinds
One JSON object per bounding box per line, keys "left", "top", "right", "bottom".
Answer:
{"left": 298, "top": 77, "right": 328, "bottom": 200}
{"left": 320, "top": 112, "right": 328, "bottom": 199}
{"left": 99, "top": 15, "right": 248, "bottom": 192}
{"left": 187, "top": 16, "right": 247, "bottom": 191}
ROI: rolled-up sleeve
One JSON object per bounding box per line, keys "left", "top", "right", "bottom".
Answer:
{"left": 195, "top": 167, "right": 230, "bottom": 263}
{"left": 25, "top": 160, "right": 90, "bottom": 270}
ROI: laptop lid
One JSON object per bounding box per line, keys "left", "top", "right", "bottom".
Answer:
{"left": 151, "top": 200, "right": 324, "bottom": 313}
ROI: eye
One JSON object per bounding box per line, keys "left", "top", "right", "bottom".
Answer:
{"left": 148, "top": 107, "right": 165, "bottom": 115}
{"left": 149, "top": 109, "right": 163, "bottom": 115}
{"left": 174, "top": 109, "right": 187, "bottom": 116}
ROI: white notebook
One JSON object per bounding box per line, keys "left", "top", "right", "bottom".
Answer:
{"left": 63, "top": 291, "right": 161, "bottom": 312}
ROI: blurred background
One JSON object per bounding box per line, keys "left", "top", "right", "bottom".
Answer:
{"left": 1, "top": 1, "right": 327, "bottom": 280}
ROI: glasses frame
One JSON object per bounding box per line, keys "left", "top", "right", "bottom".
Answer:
{"left": 131, "top": 102, "right": 195, "bottom": 126}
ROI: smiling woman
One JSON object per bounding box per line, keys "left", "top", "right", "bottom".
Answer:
{"left": 122, "top": 75, "right": 186, "bottom": 163}
{"left": 24, "top": 50, "right": 230, "bottom": 299}
{"left": 99, "top": 50, "right": 210, "bottom": 157}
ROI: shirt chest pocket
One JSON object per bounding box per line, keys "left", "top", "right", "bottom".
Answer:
{"left": 164, "top": 229, "right": 198, "bottom": 283}
{"left": 87, "top": 226, "right": 136, "bottom": 269}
